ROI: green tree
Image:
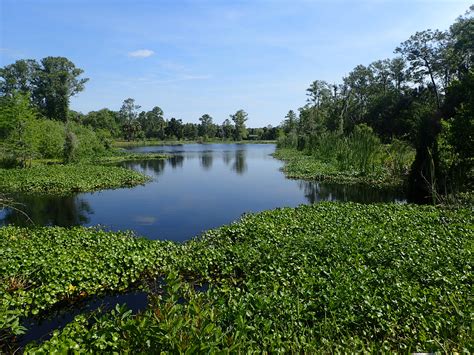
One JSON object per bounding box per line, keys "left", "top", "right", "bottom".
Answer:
{"left": 198, "top": 114, "right": 214, "bottom": 139}
{"left": 83, "top": 109, "right": 120, "bottom": 136}
{"left": 395, "top": 30, "right": 448, "bottom": 109}
{"left": 0, "top": 59, "right": 39, "bottom": 96}
{"left": 138, "top": 106, "right": 166, "bottom": 139}
{"left": 281, "top": 110, "right": 298, "bottom": 134}
{"left": 0, "top": 92, "right": 37, "bottom": 166}
{"left": 221, "top": 119, "right": 234, "bottom": 139}
{"left": 165, "top": 118, "right": 184, "bottom": 140}
{"left": 230, "top": 110, "right": 248, "bottom": 141}
{"left": 183, "top": 123, "right": 199, "bottom": 140}
{"left": 34, "top": 57, "right": 89, "bottom": 121}
{"left": 118, "top": 98, "right": 142, "bottom": 141}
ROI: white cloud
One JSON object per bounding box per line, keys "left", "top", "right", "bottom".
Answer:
{"left": 128, "top": 49, "right": 154, "bottom": 58}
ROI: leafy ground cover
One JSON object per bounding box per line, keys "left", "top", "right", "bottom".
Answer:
{"left": 0, "top": 164, "right": 151, "bottom": 194}
{"left": 274, "top": 148, "right": 404, "bottom": 187}
{"left": 0, "top": 202, "right": 471, "bottom": 352}
{"left": 0, "top": 226, "right": 178, "bottom": 347}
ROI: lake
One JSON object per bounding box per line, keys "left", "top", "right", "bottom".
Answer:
{"left": 0, "top": 144, "right": 405, "bottom": 241}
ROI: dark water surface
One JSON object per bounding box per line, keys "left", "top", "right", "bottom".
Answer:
{"left": 1, "top": 144, "right": 405, "bottom": 241}
{"left": 18, "top": 291, "right": 148, "bottom": 348}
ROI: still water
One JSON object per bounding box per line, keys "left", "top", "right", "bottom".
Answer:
{"left": 1, "top": 144, "right": 404, "bottom": 241}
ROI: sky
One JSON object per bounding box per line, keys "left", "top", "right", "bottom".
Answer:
{"left": 0, "top": 0, "right": 472, "bottom": 127}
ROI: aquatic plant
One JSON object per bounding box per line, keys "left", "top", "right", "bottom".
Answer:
{"left": 0, "top": 202, "right": 469, "bottom": 352}
{"left": 0, "top": 164, "right": 151, "bottom": 194}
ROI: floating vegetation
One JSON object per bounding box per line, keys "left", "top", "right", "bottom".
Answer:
{"left": 1, "top": 202, "right": 471, "bottom": 352}
{"left": 0, "top": 164, "right": 152, "bottom": 194}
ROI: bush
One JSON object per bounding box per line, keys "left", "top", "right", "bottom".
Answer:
{"left": 69, "top": 122, "right": 107, "bottom": 161}
{"left": 27, "top": 119, "right": 65, "bottom": 159}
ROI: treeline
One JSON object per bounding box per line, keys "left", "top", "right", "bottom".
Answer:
{"left": 74, "top": 98, "right": 278, "bottom": 142}
{"left": 0, "top": 57, "right": 277, "bottom": 166}
{"left": 278, "top": 7, "right": 473, "bottom": 201}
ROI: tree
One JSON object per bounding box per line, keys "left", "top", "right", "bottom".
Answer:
{"left": 221, "top": 119, "right": 234, "bottom": 139}
{"left": 281, "top": 110, "right": 298, "bottom": 134}
{"left": 118, "top": 98, "right": 142, "bottom": 140}
{"left": 138, "top": 106, "right": 166, "bottom": 139}
{"left": 395, "top": 30, "right": 448, "bottom": 109}
{"left": 83, "top": 109, "right": 120, "bottom": 136}
{"left": 0, "top": 92, "right": 37, "bottom": 166}
{"left": 230, "top": 110, "right": 248, "bottom": 141}
{"left": 165, "top": 118, "right": 184, "bottom": 140}
{"left": 448, "top": 6, "right": 474, "bottom": 77}
{"left": 0, "top": 59, "right": 39, "bottom": 96}
{"left": 198, "top": 114, "right": 214, "bottom": 139}
{"left": 306, "top": 80, "right": 331, "bottom": 108}
{"left": 183, "top": 123, "right": 198, "bottom": 140}
{"left": 34, "top": 57, "right": 89, "bottom": 120}
{"left": 389, "top": 57, "right": 408, "bottom": 91}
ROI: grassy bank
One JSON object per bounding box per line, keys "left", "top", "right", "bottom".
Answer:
{"left": 274, "top": 148, "right": 405, "bottom": 187}
{"left": 1, "top": 202, "right": 471, "bottom": 352}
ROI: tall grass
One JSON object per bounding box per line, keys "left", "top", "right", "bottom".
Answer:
{"left": 277, "top": 124, "right": 414, "bottom": 177}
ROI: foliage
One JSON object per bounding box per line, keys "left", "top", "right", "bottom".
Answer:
{"left": 68, "top": 122, "right": 107, "bottom": 161}
{"left": 230, "top": 109, "right": 248, "bottom": 141}
{"left": 0, "top": 226, "right": 178, "bottom": 349}
{"left": 0, "top": 92, "right": 37, "bottom": 167}
{"left": 274, "top": 148, "right": 402, "bottom": 187}
{"left": 276, "top": 124, "right": 414, "bottom": 186}
{"left": 82, "top": 109, "right": 120, "bottom": 137}
{"left": 275, "top": 8, "right": 473, "bottom": 199}
{"left": 383, "top": 138, "right": 416, "bottom": 177}
{"left": 28, "top": 119, "right": 65, "bottom": 159}
{"left": 0, "top": 57, "right": 88, "bottom": 121}
{"left": 0, "top": 95, "right": 111, "bottom": 165}
{"left": 0, "top": 164, "right": 150, "bottom": 194}
{"left": 63, "top": 129, "right": 78, "bottom": 163}
{"left": 5, "top": 203, "right": 471, "bottom": 352}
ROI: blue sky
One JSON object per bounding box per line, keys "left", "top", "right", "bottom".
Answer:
{"left": 0, "top": 0, "right": 471, "bottom": 127}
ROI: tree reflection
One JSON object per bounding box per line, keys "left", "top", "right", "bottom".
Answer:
{"left": 232, "top": 149, "right": 247, "bottom": 175}
{"left": 222, "top": 150, "right": 232, "bottom": 165}
{"left": 122, "top": 160, "right": 166, "bottom": 176}
{"left": 297, "top": 180, "right": 404, "bottom": 204}
{"left": 200, "top": 152, "right": 213, "bottom": 170}
{"left": 0, "top": 194, "right": 93, "bottom": 227}
{"left": 167, "top": 155, "right": 184, "bottom": 169}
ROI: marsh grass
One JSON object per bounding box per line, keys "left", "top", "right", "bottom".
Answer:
{"left": 276, "top": 126, "right": 414, "bottom": 187}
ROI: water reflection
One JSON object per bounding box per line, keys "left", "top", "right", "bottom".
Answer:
{"left": 298, "top": 181, "right": 403, "bottom": 204}
{"left": 1, "top": 194, "right": 93, "bottom": 227}
{"left": 222, "top": 150, "right": 232, "bottom": 165}
{"left": 0, "top": 144, "right": 406, "bottom": 241}
{"left": 131, "top": 159, "right": 166, "bottom": 175}
{"left": 232, "top": 150, "right": 248, "bottom": 175}
{"left": 168, "top": 155, "right": 184, "bottom": 169}
{"left": 200, "top": 152, "right": 213, "bottom": 170}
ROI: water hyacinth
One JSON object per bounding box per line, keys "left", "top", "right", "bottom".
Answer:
{"left": 0, "top": 164, "right": 151, "bottom": 194}
{"left": 0, "top": 202, "right": 471, "bottom": 352}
